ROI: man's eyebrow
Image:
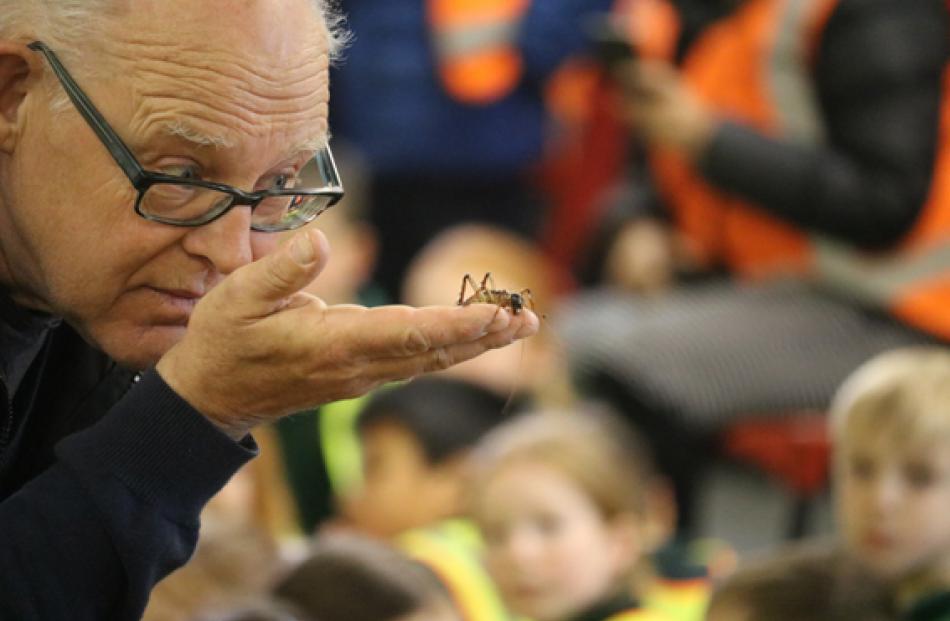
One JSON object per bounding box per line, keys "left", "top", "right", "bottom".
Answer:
{"left": 287, "top": 133, "right": 332, "bottom": 156}
{"left": 162, "top": 120, "right": 236, "bottom": 149}
{"left": 160, "top": 122, "right": 329, "bottom": 155}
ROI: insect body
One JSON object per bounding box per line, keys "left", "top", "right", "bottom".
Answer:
{"left": 458, "top": 273, "right": 535, "bottom": 315}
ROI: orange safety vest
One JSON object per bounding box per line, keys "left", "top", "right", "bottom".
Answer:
{"left": 619, "top": 0, "right": 950, "bottom": 340}
{"left": 427, "top": 0, "right": 531, "bottom": 105}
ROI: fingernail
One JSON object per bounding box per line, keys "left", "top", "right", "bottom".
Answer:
{"left": 515, "top": 312, "right": 540, "bottom": 338}
{"left": 487, "top": 309, "right": 511, "bottom": 332}
{"left": 291, "top": 233, "right": 316, "bottom": 265}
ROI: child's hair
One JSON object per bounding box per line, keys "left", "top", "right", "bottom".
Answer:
{"left": 471, "top": 404, "right": 655, "bottom": 518}
{"left": 356, "top": 377, "right": 508, "bottom": 464}
{"left": 401, "top": 223, "right": 562, "bottom": 312}
{"left": 272, "top": 533, "right": 451, "bottom": 621}
{"left": 830, "top": 346, "right": 950, "bottom": 449}
{"left": 706, "top": 541, "right": 894, "bottom": 621}
{"left": 143, "top": 517, "right": 281, "bottom": 621}
{"left": 195, "top": 598, "right": 311, "bottom": 621}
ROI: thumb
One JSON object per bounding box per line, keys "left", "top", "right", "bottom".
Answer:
{"left": 223, "top": 228, "right": 330, "bottom": 316}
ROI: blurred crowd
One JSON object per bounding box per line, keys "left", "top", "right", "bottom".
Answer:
{"left": 145, "top": 0, "right": 950, "bottom": 620}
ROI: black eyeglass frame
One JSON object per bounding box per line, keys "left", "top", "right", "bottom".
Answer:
{"left": 27, "top": 40, "right": 344, "bottom": 231}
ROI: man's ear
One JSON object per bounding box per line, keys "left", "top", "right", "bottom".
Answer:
{"left": 0, "top": 43, "right": 40, "bottom": 154}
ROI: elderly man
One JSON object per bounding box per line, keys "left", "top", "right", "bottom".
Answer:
{"left": 0, "top": 0, "right": 538, "bottom": 617}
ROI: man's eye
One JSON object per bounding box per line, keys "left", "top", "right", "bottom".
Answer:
{"left": 268, "top": 173, "right": 300, "bottom": 190}
{"left": 162, "top": 165, "right": 201, "bottom": 181}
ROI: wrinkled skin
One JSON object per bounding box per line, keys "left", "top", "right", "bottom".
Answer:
{"left": 0, "top": 0, "right": 538, "bottom": 437}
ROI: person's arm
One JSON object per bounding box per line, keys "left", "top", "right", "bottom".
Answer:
{"left": 0, "top": 373, "right": 254, "bottom": 620}
{"left": 698, "top": 0, "right": 950, "bottom": 248}
{"left": 1, "top": 227, "right": 536, "bottom": 619}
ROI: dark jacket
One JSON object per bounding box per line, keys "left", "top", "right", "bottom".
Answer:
{"left": 0, "top": 302, "right": 254, "bottom": 619}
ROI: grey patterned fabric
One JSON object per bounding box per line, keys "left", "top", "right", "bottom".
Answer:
{"left": 554, "top": 279, "right": 936, "bottom": 431}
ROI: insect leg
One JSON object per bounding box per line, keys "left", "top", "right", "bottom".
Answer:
{"left": 459, "top": 273, "right": 479, "bottom": 305}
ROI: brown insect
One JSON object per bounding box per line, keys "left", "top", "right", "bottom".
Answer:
{"left": 457, "top": 272, "right": 536, "bottom": 315}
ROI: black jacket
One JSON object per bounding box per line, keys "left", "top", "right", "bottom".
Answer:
{"left": 0, "top": 312, "right": 254, "bottom": 619}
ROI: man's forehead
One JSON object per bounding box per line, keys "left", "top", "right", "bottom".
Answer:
{"left": 105, "top": 0, "right": 330, "bottom": 84}
{"left": 120, "top": 0, "right": 327, "bottom": 49}
{"left": 112, "top": 32, "right": 330, "bottom": 154}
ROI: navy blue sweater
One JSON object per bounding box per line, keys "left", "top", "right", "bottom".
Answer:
{"left": 0, "top": 299, "right": 254, "bottom": 619}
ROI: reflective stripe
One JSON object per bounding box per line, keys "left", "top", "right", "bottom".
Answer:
{"left": 768, "top": 0, "right": 826, "bottom": 144}
{"left": 319, "top": 396, "right": 367, "bottom": 496}
{"left": 398, "top": 520, "right": 512, "bottom": 621}
{"left": 607, "top": 609, "right": 675, "bottom": 621}
{"left": 434, "top": 21, "right": 521, "bottom": 58}
{"left": 643, "top": 578, "right": 710, "bottom": 621}
{"left": 812, "top": 236, "right": 950, "bottom": 305}
{"left": 428, "top": 0, "right": 530, "bottom": 104}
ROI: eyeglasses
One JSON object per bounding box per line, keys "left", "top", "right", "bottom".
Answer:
{"left": 28, "top": 41, "right": 344, "bottom": 232}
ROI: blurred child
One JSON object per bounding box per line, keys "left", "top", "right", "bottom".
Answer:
{"left": 271, "top": 532, "right": 460, "bottom": 621}
{"left": 704, "top": 540, "right": 894, "bottom": 621}
{"left": 832, "top": 346, "right": 950, "bottom": 620}
{"left": 707, "top": 346, "right": 950, "bottom": 621}
{"left": 343, "top": 376, "right": 508, "bottom": 539}
{"left": 193, "top": 598, "right": 309, "bottom": 621}
{"left": 341, "top": 376, "right": 516, "bottom": 621}
{"left": 470, "top": 407, "right": 689, "bottom": 621}
{"left": 401, "top": 223, "right": 572, "bottom": 408}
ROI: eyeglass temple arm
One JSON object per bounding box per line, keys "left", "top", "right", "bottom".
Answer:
{"left": 27, "top": 41, "right": 146, "bottom": 185}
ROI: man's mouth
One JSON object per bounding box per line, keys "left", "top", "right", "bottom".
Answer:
{"left": 145, "top": 286, "right": 204, "bottom": 320}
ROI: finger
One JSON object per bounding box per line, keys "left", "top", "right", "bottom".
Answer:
{"left": 219, "top": 228, "right": 331, "bottom": 318}
{"left": 363, "top": 317, "right": 534, "bottom": 383}
{"left": 325, "top": 303, "right": 515, "bottom": 359}
{"left": 514, "top": 309, "right": 541, "bottom": 339}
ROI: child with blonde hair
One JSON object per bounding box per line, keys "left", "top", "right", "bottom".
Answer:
{"left": 708, "top": 345, "right": 950, "bottom": 621}
{"left": 469, "top": 407, "right": 682, "bottom": 621}
{"left": 831, "top": 346, "right": 950, "bottom": 620}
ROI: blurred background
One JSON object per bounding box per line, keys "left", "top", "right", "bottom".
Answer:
{"left": 145, "top": 1, "right": 950, "bottom": 620}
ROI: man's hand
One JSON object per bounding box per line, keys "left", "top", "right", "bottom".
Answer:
{"left": 155, "top": 230, "right": 539, "bottom": 439}
{"left": 618, "top": 59, "right": 716, "bottom": 159}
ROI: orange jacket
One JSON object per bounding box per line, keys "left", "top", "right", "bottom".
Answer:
{"left": 620, "top": 0, "right": 950, "bottom": 339}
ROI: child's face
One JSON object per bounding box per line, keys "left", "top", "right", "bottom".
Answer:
{"left": 344, "top": 421, "right": 461, "bottom": 539}
{"left": 838, "top": 429, "right": 950, "bottom": 580}
{"left": 476, "top": 460, "right": 637, "bottom": 621}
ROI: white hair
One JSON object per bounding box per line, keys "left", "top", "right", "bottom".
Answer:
{"left": 1, "top": 0, "right": 347, "bottom": 51}
{"left": 0, "top": 0, "right": 348, "bottom": 77}
{"left": 0, "top": 0, "right": 348, "bottom": 114}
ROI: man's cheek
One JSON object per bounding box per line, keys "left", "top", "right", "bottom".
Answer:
{"left": 251, "top": 234, "right": 281, "bottom": 259}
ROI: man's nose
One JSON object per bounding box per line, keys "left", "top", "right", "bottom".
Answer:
{"left": 179, "top": 206, "right": 254, "bottom": 275}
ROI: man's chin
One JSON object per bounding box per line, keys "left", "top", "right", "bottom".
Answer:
{"left": 87, "top": 323, "right": 188, "bottom": 370}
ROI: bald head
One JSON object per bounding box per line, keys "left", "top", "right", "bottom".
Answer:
{"left": 0, "top": 0, "right": 346, "bottom": 66}
{"left": 0, "top": 0, "right": 344, "bottom": 367}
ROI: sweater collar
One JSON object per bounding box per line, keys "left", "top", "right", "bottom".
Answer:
{"left": 0, "top": 288, "right": 60, "bottom": 397}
